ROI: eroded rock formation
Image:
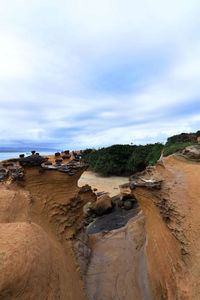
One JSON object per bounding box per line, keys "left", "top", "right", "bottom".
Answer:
{"left": 121, "top": 154, "right": 200, "bottom": 299}
{"left": 1, "top": 151, "right": 200, "bottom": 300}
{"left": 0, "top": 155, "right": 96, "bottom": 299}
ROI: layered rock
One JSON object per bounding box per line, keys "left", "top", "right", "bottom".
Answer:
{"left": 126, "top": 155, "right": 200, "bottom": 299}
{"left": 0, "top": 155, "right": 96, "bottom": 300}
{"left": 182, "top": 145, "right": 200, "bottom": 160}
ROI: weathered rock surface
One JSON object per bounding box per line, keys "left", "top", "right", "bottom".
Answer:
{"left": 1, "top": 150, "right": 200, "bottom": 300}
{"left": 182, "top": 145, "right": 200, "bottom": 159}
{"left": 90, "top": 194, "right": 113, "bottom": 216}
{"left": 0, "top": 155, "right": 95, "bottom": 300}
{"left": 85, "top": 212, "right": 152, "bottom": 300}
{"left": 127, "top": 154, "right": 200, "bottom": 299}
{"left": 19, "top": 155, "right": 48, "bottom": 167}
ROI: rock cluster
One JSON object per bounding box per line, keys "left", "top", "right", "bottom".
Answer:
{"left": 9, "top": 167, "right": 24, "bottom": 180}
{"left": 19, "top": 155, "right": 48, "bottom": 167}
{"left": 0, "top": 164, "right": 24, "bottom": 181}
{"left": 43, "top": 161, "right": 87, "bottom": 176}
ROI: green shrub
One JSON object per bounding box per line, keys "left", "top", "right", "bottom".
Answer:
{"left": 82, "top": 143, "right": 163, "bottom": 176}
{"left": 163, "top": 142, "right": 194, "bottom": 156}
{"left": 82, "top": 130, "right": 199, "bottom": 176}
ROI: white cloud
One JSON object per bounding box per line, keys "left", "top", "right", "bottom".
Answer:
{"left": 0, "top": 0, "right": 200, "bottom": 148}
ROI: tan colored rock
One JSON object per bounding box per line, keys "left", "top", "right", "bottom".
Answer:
{"left": 119, "top": 182, "right": 131, "bottom": 200}
{"left": 0, "top": 157, "right": 92, "bottom": 300}
{"left": 91, "top": 194, "right": 113, "bottom": 216}
{"left": 182, "top": 145, "right": 200, "bottom": 159}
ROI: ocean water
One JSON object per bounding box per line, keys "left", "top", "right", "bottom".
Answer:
{"left": 0, "top": 151, "right": 56, "bottom": 162}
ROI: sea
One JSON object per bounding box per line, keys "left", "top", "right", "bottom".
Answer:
{"left": 0, "top": 150, "right": 57, "bottom": 162}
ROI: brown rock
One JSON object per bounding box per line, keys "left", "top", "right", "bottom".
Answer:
{"left": 91, "top": 194, "right": 113, "bottom": 216}
{"left": 182, "top": 145, "right": 200, "bottom": 159}
{"left": 119, "top": 182, "right": 132, "bottom": 200}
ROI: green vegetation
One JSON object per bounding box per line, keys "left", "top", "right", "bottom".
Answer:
{"left": 82, "top": 131, "right": 199, "bottom": 176}
{"left": 82, "top": 143, "right": 163, "bottom": 176}
{"left": 163, "top": 142, "right": 194, "bottom": 156}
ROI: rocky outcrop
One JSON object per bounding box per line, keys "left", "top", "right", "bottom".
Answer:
{"left": 90, "top": 194, "right": 113, "bottom": 216}
{"left": 0, "top": 155, "right": 95, "bottom": 300}
{"left": 124, "top": 155, "right": 200, "bottom": 299}
{"left": 0, "top": 168, "right": 8, "bottom": 181}
{"left": 43, "top": 161, "right": 87, "bottom": 176}
{"left": 19, "top": 155, "right": 48, "bottom": 167}
{"left": 1, "top": 150, "right": 200, "bottom": 300}
{"left": 182, "top": 145, "right": 200, "bottom": 160}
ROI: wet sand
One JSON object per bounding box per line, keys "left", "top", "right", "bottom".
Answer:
{"left": 78, "top": 170, "right": 129, "bottom": 196}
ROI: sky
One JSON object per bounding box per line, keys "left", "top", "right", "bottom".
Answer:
{"left": 0, "top": 0, "right": 200, "bottom": 150}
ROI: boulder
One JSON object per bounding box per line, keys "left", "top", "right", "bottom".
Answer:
{"left": 182, "top": 145, "right": 200, "bottom": 159}
{"left": 119, "top": 182, "right": 132, "bottom": 200}
{"left": 91, "top": 194, "right": 113, "bottom": 216}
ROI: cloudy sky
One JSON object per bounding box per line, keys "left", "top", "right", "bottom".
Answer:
{"left": 0, "top": 0, "right": 200, "bottom": 150}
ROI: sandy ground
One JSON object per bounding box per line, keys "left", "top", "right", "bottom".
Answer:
{"left": 78, "top": 170, "right": 129, "bottom": 196}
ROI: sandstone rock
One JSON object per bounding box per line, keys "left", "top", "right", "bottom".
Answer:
{"left": 79, "top": 184, "right": 91, "bottom": 193}
{"left": 91, "top": 194, "right": 113, "bottom": 216}
{"left": 10, "top": 167, "right": 24, "bottom": 181}
{"left": 182, "top": 145, "right": 200, "bottom": 159}
{"left": 119, "top": 182, "right": 131, "bottom": 200}
{"left": 19, "top": 155, "right": 48, "bottom": 167}
{"left": 130, "top": 176, "right": 163, "bottom": 190}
